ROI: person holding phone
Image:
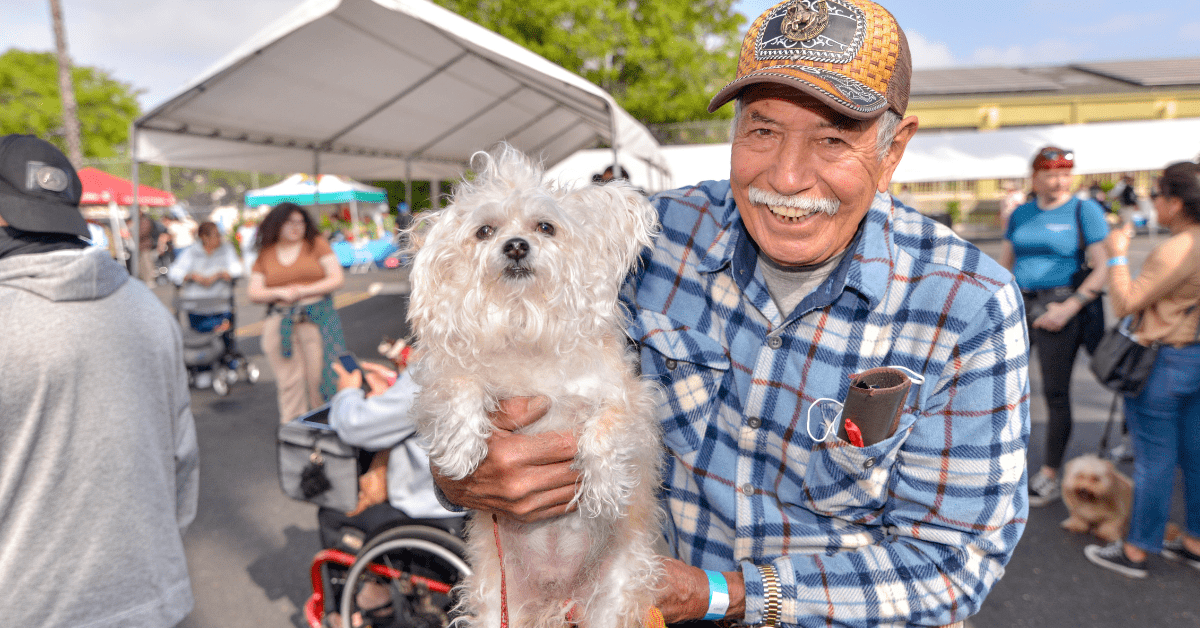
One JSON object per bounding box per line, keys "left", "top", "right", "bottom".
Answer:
{"left": 247, "top": 202, "right": 346, "bottom": 423}
{"left": 323, "top": 355, "right": 464, "bottom": 546}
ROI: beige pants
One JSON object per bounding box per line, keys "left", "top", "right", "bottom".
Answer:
{"left": 261, "top": 314, "right": 325, "bottom": 423}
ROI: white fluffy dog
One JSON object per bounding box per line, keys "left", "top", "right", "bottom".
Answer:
{"left": 1060, "top": 454, "right": 1133, "bottom": 543}
{"left": 407, "top": 145, "right": 663, "bottom": 628}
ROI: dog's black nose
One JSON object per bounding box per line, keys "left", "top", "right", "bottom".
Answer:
{"left": 503, "top": 238, "right": 529, "bottom": 261}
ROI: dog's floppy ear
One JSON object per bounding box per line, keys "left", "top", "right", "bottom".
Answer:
{"left": 565, "top": 181, "right": 659, "bottom": 271}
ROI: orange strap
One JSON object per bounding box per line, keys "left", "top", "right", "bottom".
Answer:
{"left": 492, "top": 514, "right": 509, "bottom": 628}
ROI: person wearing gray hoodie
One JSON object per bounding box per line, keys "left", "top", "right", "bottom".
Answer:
{"left": 0, "top": 135, "right": 199, "bottom": 627}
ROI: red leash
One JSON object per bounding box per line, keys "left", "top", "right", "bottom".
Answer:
{"left": 493, "top": 514, "right": 510, "bottom": 628}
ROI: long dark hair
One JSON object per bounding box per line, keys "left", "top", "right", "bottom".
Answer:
{"left": 254, "top": 202, "right": 319, "bottom": 251}
{"left": 1159, "top": 161, "right": 1200, "bottom": 223}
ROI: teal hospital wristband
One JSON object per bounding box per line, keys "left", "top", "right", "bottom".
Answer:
{"left": 704, "top": 570, "right": 729, "bottom": 620}
{"left": 1107, "top": 256, "right": 1128, "bottom": 267}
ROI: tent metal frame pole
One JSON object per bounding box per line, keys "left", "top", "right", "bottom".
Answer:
{"left": 130, "top": 123, "right": 140, "bottom": 278}
{"left": 608, "top": 100, "right": 620, "bottom": 174}
{"left": 405, "top": 160, "right": 412, "bottom": 214}
{"left": 313, "top": 149, "right": 321, "bottom": 206}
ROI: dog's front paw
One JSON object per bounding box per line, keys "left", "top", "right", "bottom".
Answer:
{"left": 1060, "top": 516, "right": 1090, "bottom": 535}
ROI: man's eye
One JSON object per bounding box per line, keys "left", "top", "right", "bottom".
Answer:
{"left": 475, "top": 225, "right": 494, "bottom": 240}
{"left": 537, "top": 222, "right": 555, "bottom": 236}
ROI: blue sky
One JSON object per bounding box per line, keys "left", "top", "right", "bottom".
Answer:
{"left": 4, "top": 0, "right": 1200, "bottom": 110}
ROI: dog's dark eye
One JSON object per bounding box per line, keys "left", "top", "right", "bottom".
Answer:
{"left": 537, "top": 222, "right": 555, "bottom": 236}
{"left": 475, "top": 225, "right": 495, "bottom": 240}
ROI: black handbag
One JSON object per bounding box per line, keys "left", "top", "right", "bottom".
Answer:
{"left": 1088, "top": 316, "right": 1158, "bottom": 395}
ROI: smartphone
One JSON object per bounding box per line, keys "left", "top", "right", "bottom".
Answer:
{"left": 337, "top": 352, "right": 360, "bottom": 373}
{"left": 337, "top": 353, "right": 372, "bottom": 393}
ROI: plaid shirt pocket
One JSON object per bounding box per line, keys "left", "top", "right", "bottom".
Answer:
{"left": 796, "top": 412, "right": 916, "bottom": 523}
{"left": 637, "top": 311, "right": 730, "bottom": 455}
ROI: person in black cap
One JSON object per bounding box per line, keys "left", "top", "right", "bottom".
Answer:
{"left": 0, "top": 134, "right": 199, "bottom": 627}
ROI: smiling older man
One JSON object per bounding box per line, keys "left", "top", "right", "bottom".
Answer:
{"left": 434, "top": 1, "right": 1030, "bottom": 626}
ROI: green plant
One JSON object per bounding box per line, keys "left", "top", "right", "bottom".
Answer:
{"left": 946, "top": 200, "right": 962, "bottom": 225}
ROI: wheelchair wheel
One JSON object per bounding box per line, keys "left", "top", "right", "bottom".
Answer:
{"left": 338, "top": 525, "right": 471, "bottom": 628}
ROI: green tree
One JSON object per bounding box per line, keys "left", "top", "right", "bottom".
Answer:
{"left": 0, "top": 49, "right": 141, "bottom": 159}
{"left": 433, "top": 0, "right": 744, "bottom": 125}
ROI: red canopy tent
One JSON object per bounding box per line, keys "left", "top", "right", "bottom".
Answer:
{"left": 78, "top": 167, "right": 176, "bottom": 206}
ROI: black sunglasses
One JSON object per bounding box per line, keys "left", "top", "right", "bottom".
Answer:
{"left": 1037, "top": 148, "right": 1074, "bottom": 162}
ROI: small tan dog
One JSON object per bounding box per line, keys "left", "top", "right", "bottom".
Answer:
{"left": 1060, "top": 454, "right": 1133, "bottom": 542}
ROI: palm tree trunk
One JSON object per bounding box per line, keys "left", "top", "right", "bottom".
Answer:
{"left": 49, "top": 0, "right": 84, "bottom": 167}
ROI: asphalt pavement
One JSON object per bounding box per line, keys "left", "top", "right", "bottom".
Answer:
{"left": 160, "top": 233, "right": 1198, "bottom": 628}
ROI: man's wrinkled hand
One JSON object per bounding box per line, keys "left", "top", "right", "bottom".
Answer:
{"left": 432, "top": 396, "right": 581, "bottom": 523}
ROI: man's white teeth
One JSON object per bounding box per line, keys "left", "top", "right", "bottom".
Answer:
{"left": 769, "top": 204, "right": 817, "bottom": 220}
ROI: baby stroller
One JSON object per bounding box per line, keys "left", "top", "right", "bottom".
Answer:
{"left": 174, "top": 280, "right": 260, "bottom": 396}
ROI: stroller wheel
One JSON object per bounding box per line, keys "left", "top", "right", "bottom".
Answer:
{"left": 212, "top": 373, "right": 230, "bottom": 396}
{"left": 246, "top": 363, "right": 261, "bottom": 384}
{"left": 226, "top": 368, "right": 239, "bottom": 384}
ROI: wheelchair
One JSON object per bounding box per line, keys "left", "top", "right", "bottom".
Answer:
{"left": 305, "top": 508, "right": 471, "bottom": 628}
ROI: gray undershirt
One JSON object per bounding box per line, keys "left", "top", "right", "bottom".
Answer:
{"left": 758, "top": 247, "right": 848, "bottom": 317}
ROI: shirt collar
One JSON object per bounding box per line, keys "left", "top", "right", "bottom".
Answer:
{"left": 707, "top": 191, "right": 897, "bottom": 310}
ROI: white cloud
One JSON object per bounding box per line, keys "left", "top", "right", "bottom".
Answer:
{"left": 1076, "top": 12, "right": 1163, "bottom": 37}
{"left": 7, "top": 0, "right": 299, "bottom": 108}
{"left": 905, "top": 30, "right": 957, "bottom": 69}
{"left": 970, "top": 39, "right": 1083, "bottom": 66}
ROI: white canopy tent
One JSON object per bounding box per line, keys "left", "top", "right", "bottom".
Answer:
{"left": 892, "top": 117, "right": 1200, "bottom": 183}
{"left": 131, "top": 0, "right": 670, "bottom": 188}
{"left": 601, "top": 117, "right": 1200, "bottom": 193}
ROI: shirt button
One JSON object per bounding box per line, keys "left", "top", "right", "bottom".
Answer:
{"left": 767, "top": 336, "right": 783, "bottom": 349}
{"left": 664, "top": 359, "right": 677, "bottom": 370}
{"left": 747, "top": 417, "right": 762, "bottom": 429}
{"left": 741, "top": 483, "right": 755, "bottom": 496}
{"left": 863, "top": 457, "right": 877, "bottom": 469}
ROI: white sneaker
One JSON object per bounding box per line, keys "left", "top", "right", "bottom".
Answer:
{"left": 1028, "top": 472, "right": 1061, "bottom": 507}
{"left": 194, "top": 371, "right": 213, "bottom": 389}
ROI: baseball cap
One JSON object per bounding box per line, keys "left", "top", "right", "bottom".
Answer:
{"left": 0, "top": 134, "right": 88, "bottom": 237}
{"left": 708, "top": 0, "right": 912, "bottom": 120}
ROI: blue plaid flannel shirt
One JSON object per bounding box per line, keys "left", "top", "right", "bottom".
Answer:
{"left": 628, "top": 181, "right": 1030, "bottom": 627}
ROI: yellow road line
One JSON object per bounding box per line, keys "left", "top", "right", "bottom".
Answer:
{"left": 234, "top": 291, "right": 372, "bottom": 338}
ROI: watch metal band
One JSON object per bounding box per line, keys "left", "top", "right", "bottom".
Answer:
{"left": 758, "top": 563, "right": 781, "bottom": 628}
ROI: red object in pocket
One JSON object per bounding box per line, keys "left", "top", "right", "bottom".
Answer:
{"left": 843, "top": 417, "right": 865, "bottom": 447}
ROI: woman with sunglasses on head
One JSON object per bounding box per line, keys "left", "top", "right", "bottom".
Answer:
{"left": 247, "top": 202, "right": 347, "bottom": 423}
{"left": 1000, "top": 146, "right": 1110, "bottom": 507}
{"left": 1084, "top": 162, "right": 1200, "bottom": 578}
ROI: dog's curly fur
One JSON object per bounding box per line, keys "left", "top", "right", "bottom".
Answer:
{"left": 1060, "top": 454, "right": 1133, "bottom": 542}
{"left": 407, "top": 145, "right": 664, "bottom": 628}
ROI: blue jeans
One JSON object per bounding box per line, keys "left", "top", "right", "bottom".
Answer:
{"left": 1124, "top": 343, "right": 1200, "bottom": 552}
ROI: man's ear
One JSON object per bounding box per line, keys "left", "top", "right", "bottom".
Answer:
{"left": 876, "top": 115, "right": 919, "bottom": 193}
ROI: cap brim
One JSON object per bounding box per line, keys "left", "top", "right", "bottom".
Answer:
{"left": 708, "top": 71, "right": 889, "bottom": 121}
{"left": 0, "top": 182, "right": 89, "bottom": 238}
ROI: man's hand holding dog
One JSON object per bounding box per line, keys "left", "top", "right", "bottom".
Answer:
{"left": 432, "top": 396, "right": 581, "bottom": 523}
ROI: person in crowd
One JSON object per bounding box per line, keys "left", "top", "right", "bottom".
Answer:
{"left": 1000, "top": 182, "right": 1026, "bottom": 231}
{"left": 132, "top": 209, "right": 171, "bottom": 287}
{"left": 236, "top": 213, "right": 260, "bottom": 271}
{"left": 593, "top": 164, "right": 630, "bottom": 183}
{"left": 168, "top": 220, "right": 243, "bottom": 388}
{"left": 323, "top": 356, "right": 465, "bottom": 542}
{"left": 247, "top": 202, "right": 347, "bottom": 423}
{"left": 0, "top": 134, "right": 199, "bottom": 627}
{"left": 1085, "top": 161, "right": 1200, "bottom": 578}
{"left": 1000, "top": 146, "right": 1109, "bottom": 507}
{"left": 164, "top": 213, "right": 197, "bottom": 254}
{"left": 433, "top": 2, "right": 1030, "bottom": 626}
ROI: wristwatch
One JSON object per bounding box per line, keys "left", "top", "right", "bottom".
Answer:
{"left": 1070, "top": 292, "right": 1093, "bottom": 305}
{"left": 757, "top": 564, "right": 781, "bottom": 628}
